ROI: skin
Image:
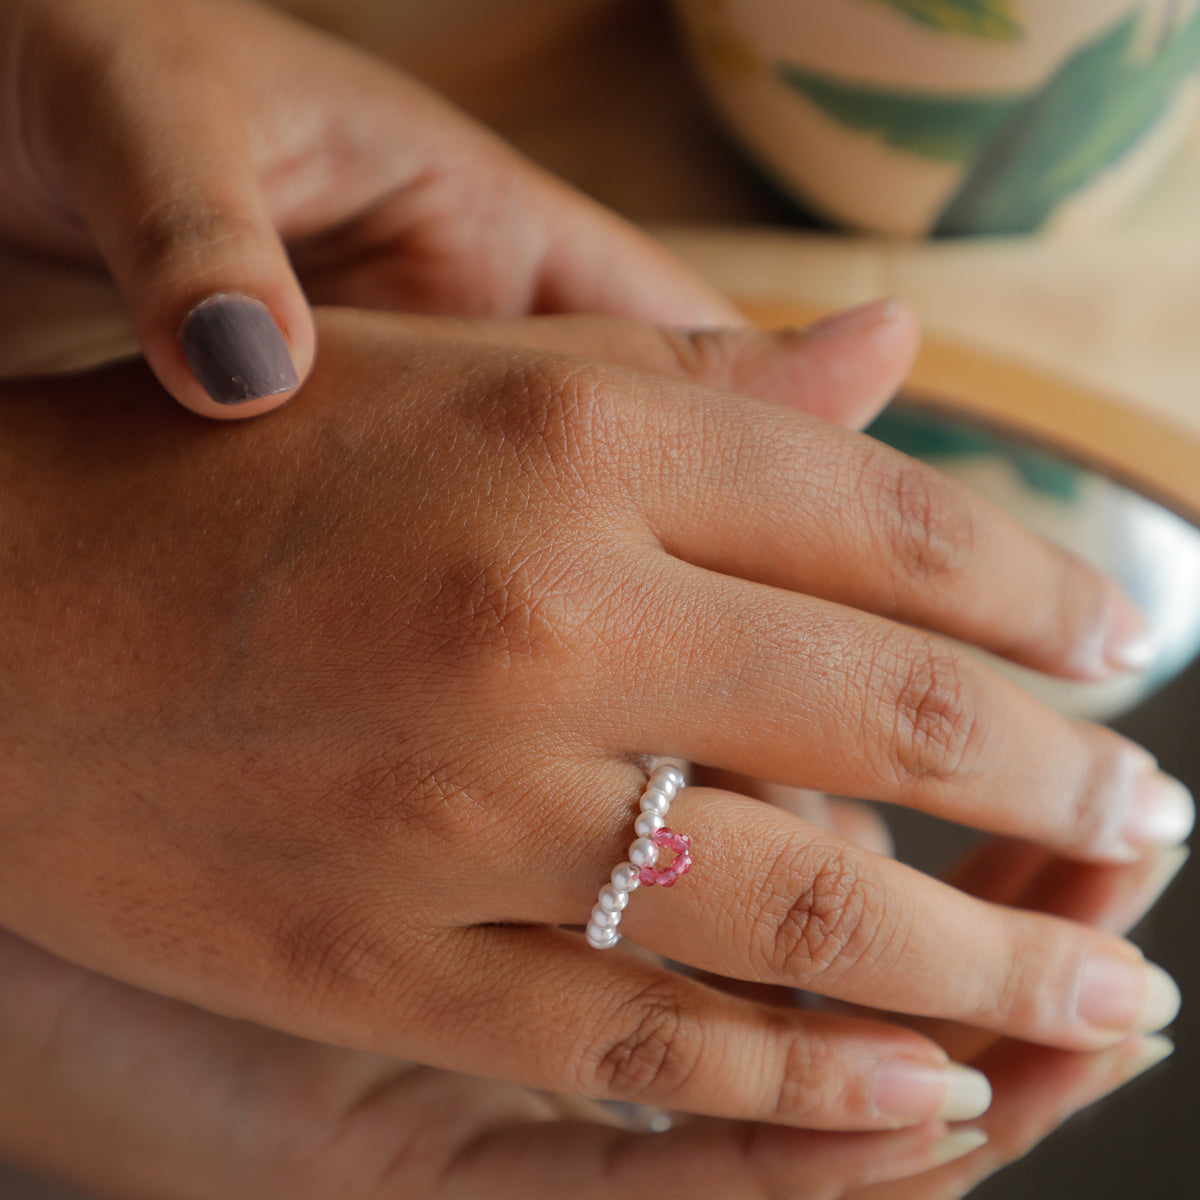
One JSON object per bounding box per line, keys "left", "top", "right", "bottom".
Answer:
{"left": 0, "top": 0, "right": 743, "bottom": 416}
{"left": 0, "top": 827, "right": 1181, "bottom": 1199}
{"left": 0, "top": 0, "right": 1187, "bottom": 1181}
{"left": 0, "top": 306, "right": 1182, "bottom": 1139}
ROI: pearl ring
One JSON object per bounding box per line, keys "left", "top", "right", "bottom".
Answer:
{"left": 586, "top": 762, "right": 693, "bottom": 950}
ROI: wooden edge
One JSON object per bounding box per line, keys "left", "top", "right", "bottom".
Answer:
{"left": 739, "top": 296, "right": 1200, "bottom": 527}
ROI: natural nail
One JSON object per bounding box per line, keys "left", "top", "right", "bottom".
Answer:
{"left": 865, "top": 1125, "right": 988, "bottom": 1185}
{"left": 1077, "top": 956, "right": 1180, "bottom": 1034}
{"left": 927, "top": 1126, "right": 988, "bottom": 1166}
{"left": 873, "top": 1060, "right": 992, "bottom": 1123}
{"left": 180, "top": 294, "right": 299, "bottom": 405}
{"left": 1123, "top": 771, "right": 1195, "bottom": 852}
{"left": 1101, "top": 845, "right": 1190, "bottom": 933}
{"left": 1117, "top": 1032, "right": 1175, "bottom": 1082}
{"left": 1103, "top": 600, "right": 1157, "bottom": 673}
{"left": 805, "top": 297, "right": 899, "bottom": 338}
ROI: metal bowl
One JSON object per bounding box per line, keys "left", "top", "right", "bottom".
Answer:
{"left": 871, "top": 403, "right": 1200, "bottom": 721}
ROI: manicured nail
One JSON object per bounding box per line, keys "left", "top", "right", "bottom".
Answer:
{"left": 1077, "top": 956, "right": 1180, "bottom": 1034}
{"left": 1117, "top": 1033, "right": 1175, "bottom": 1081}
{"left": 927, "top": 1126, "right": 988, "bottom": 1166}
{"left": 1101, "top": 845, "right": 1190, "bottom": 933}
{"left": 180, "top": 294, "right": 299, "bottom": 405}
{"left": 1103, "top": 600, "right": 1157, "bottom": 673}
{"left": 866, "top": 1126, "right": 988, "bottom": 1185}
{"left": 805, "top": 297, "right": 899, "bottom": 338}
{"left": 1123, "top": 771, "right": 1195, "bottom": 852}
{"left": 873, "top": 1060, "right": 992, "bottom": 1123}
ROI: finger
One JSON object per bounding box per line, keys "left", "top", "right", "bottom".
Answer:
{"left": 523, "top": 173, "right": 751, "bottom": 327}
{"left": 620, "top": 367, "right": 1152, "bottom": 680}
{"left": 849, "top": 1035, "right": 1173, "bottom": 1200}
{"left": 695, "top": 766, "right": 895, "bottom": 857}
{"left": 334, "top": 300, "right": 919, "bottom": 430}
{"left": 33, "top": 7, "right": 313, "bottom": 418}
{"left": 1015, "top": 844, "right": 1190, "bottom": 935}
{"left": 535, "top": 788, "right": 1180, "bottom": 1053}
{"left": 383, "top": 925, "right": 991, "bottom": 1133}
{"left": 608, "top": 557, "right": 1191, "bottom": 863}
{"left": 441, "top": 1114, "right": 987, "bottom": 1199}
{"left": 946, "top": 837, "right": 1190, "bottom": 935}
{"left": 898, "top": 842, "right": 1187, "bottom": 1061}
{"left": 942, "top": 838, "right": 1052, "bottom": 906}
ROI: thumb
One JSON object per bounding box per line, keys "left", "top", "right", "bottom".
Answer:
{"left": 360, "top": 297, "right": 919, "bottom": 430}
{"left": 42, "top": 40, "right": 313, "bottom": 418}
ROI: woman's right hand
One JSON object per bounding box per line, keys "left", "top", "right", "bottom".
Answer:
{"left": 0, "top": 303, "right": 1187, "bottom": 1133}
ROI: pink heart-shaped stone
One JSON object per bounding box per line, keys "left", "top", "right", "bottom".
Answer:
{"left": 638, "top": 828, "right": 693, "bottom": 887}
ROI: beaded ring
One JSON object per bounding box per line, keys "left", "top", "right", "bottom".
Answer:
{"left": 586, "top": 762, "right": 693, "bottom": 950}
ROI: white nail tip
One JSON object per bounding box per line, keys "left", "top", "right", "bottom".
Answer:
{"left": 927, "top": 1127, "right": 988, "bottom": 1167}
{"left": 1138, "top": 965, "right": 1182, "bottom": 1032}
{"left": 1125, "top": 1034, "right": 1175, "bottom": 1078}
{"left": 1126, "top": 774, "right": 1196, "bottom": 850}
{"left": 1108, "top": 629, "right": 1158, "bottom": 672}
{"left": 936, "top": 1063, "right": 993, "bottom": 1121}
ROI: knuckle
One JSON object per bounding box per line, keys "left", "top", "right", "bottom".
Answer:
{"left": 476, "top": 357, "right": 626, "bottom": 494}
{"left": 581, "top": 984, "right": 703, "bottom": 1102}
{"left": 774, "top": 1026, "right": 841, "bottom": 1124}
{"left": 124, "top": 200, "right": 265, "bottom": 285}
{"left": 876, "top": 637, "right": 980, "bottom": 784}
{"left": 438, "top": 552, "right": 572, "bottom": 667}
{"left": 418, "top": 543, "right": 615, "bottom": 685}
{"left": 873, "top": 449, "right": 976, "bottom": 589}
{"left": 657, "top": 327, "right": 737, "bottom": 386}
{"left": 762, "top": 838, "right": 887, "bottom": 984}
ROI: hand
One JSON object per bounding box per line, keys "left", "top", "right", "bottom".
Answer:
{"left": 0, "top": 0, "right": 739, "bottom": 415}
{"left": 0, "top": 305, "right": 1186, "bottom": 1135}
{"left": 0, "top": 841, "right": 1180, "bottom": 1199}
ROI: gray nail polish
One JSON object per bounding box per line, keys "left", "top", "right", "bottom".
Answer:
{"left": 180, "top": 294, "right": 299, "bottom": 405}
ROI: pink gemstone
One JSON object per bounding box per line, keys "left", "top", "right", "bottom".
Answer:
{"left": 638, "top": 828, "right": 693, "bottom": 887}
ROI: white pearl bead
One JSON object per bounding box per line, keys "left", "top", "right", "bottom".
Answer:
{"left": 611, "top": 862, "right": 641, "bottom": 892}
{"left": 598, "top": 884, "right": 629, "bottom": 913}
{"left": 629, "top": 837, "right": 658, "bottom": 868}
{"left": 634, "top": 810, "right": 665, "bottom": 838}
{"left": 652, "top": 765, "right": 685, "bottom": 796}
{"left": 587, "top": 925, "right": 620, "bottom": 949}
{"left": 639, "top": 788, "right": 670, "bottom": 816}
{"left": 591, "top": 904, "right": 620, "bottom": 929}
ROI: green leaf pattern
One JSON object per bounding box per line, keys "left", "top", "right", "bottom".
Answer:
{"left": 775, "top": 68, "right": 1022, "bottom": 162}
{"left": 777, "top": 7, "right": 1200, "bottom": 234}
{"left": 865, "top": 0, "right": 1024, "bottom": 41}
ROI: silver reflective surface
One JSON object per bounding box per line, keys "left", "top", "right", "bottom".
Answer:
{"left": 872, "top": 402, "right": 1200, "bottom": 719}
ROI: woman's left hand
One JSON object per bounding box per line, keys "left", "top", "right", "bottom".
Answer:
{"left": 0, "top": 843, "right": 1177, "bottom": 1200}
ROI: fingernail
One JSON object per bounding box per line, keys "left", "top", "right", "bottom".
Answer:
{"left": 865, "top": 1125, "right": 988, "bottom": 1185}
{"left": 1103, "top": 600, "right": 1157, "bottom": 673}
{"left": 1077, "top": 956, "right": 1180, "bottom": 1034}
{"left": 180, "top": 294, "right": 299, "bottom": 405}
{"left": 1123, "top": 771, "right": 1195, "bottom": 853}
{"left": 1117, "top": 1032, "right": 1175, "bottom": 1081}
{"left": 927, "top": 1126, "right": 988, "bottom": 1166}
{"left": 805, "top": 297, "right": 899, "bottom": 338}
{"left": 873, "top": 1060, "right": 992, "bottom": 1123}
{"left": 1101, "top": 845, "right": 1190, "bottom": 933}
